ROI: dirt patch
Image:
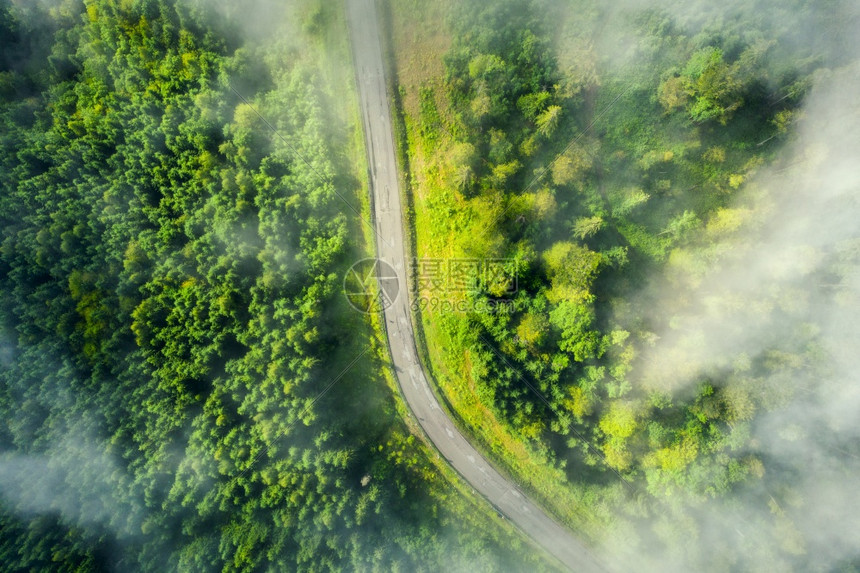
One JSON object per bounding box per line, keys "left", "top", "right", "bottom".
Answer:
{"left": 388, "top": 0, "right": 452, "bottom": 119}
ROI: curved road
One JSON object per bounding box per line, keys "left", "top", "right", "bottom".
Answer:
{"left": 346, "top": 1, "right": 606, "bottom": 571}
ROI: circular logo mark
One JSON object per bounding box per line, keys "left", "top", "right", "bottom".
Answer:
{"left": 343, "top": 258, "right": 400, "bottom": 314}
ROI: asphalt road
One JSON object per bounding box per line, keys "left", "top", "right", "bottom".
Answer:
{"left": 345, "top": 1, "right": 607, "bottom": 570}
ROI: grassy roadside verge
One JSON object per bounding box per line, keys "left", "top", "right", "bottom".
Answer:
{"left": 329, "top": 2, "right": 561, "bottom": 569}
{"left": 380, "top": 0, "right": 612, "bottom": 541}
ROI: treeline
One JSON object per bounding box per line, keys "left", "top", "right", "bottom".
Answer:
{"left": 0, "top": 0, "right": 542, "bottom": 571}
{"left": 396, "top": 0, "right": 857, "bottom": 566}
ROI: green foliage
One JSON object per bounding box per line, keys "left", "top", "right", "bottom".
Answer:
{"left": 399, "top": 0, "right": 848, "bottom": 565}
{"left": 543, "top": 241, "right": 602, "bottom": 303}
{"left": 572, "top": 216, "right": 604, "bottom": 240}
{"left": 0, "top": 1, "right": 538, "bottom": 570}
{"left": 681, "top": 47, "right": 743, "bottom": 124}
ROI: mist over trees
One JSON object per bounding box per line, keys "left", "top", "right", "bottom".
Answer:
{"left": 2, "top": 0, "right": 859, "bottom": 570}
{"left": 0, "top": 0, "right": 543, "bottom": 570}
{"left": 390, "top": 0, "right": 860, "bottom": 569}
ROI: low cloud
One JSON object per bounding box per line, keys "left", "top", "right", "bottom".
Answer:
{"left": 604, "top": 61, "right": 860, "bottom": 571}
{"left": 0, "top": 420, "right": 147, "bottom": 540}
